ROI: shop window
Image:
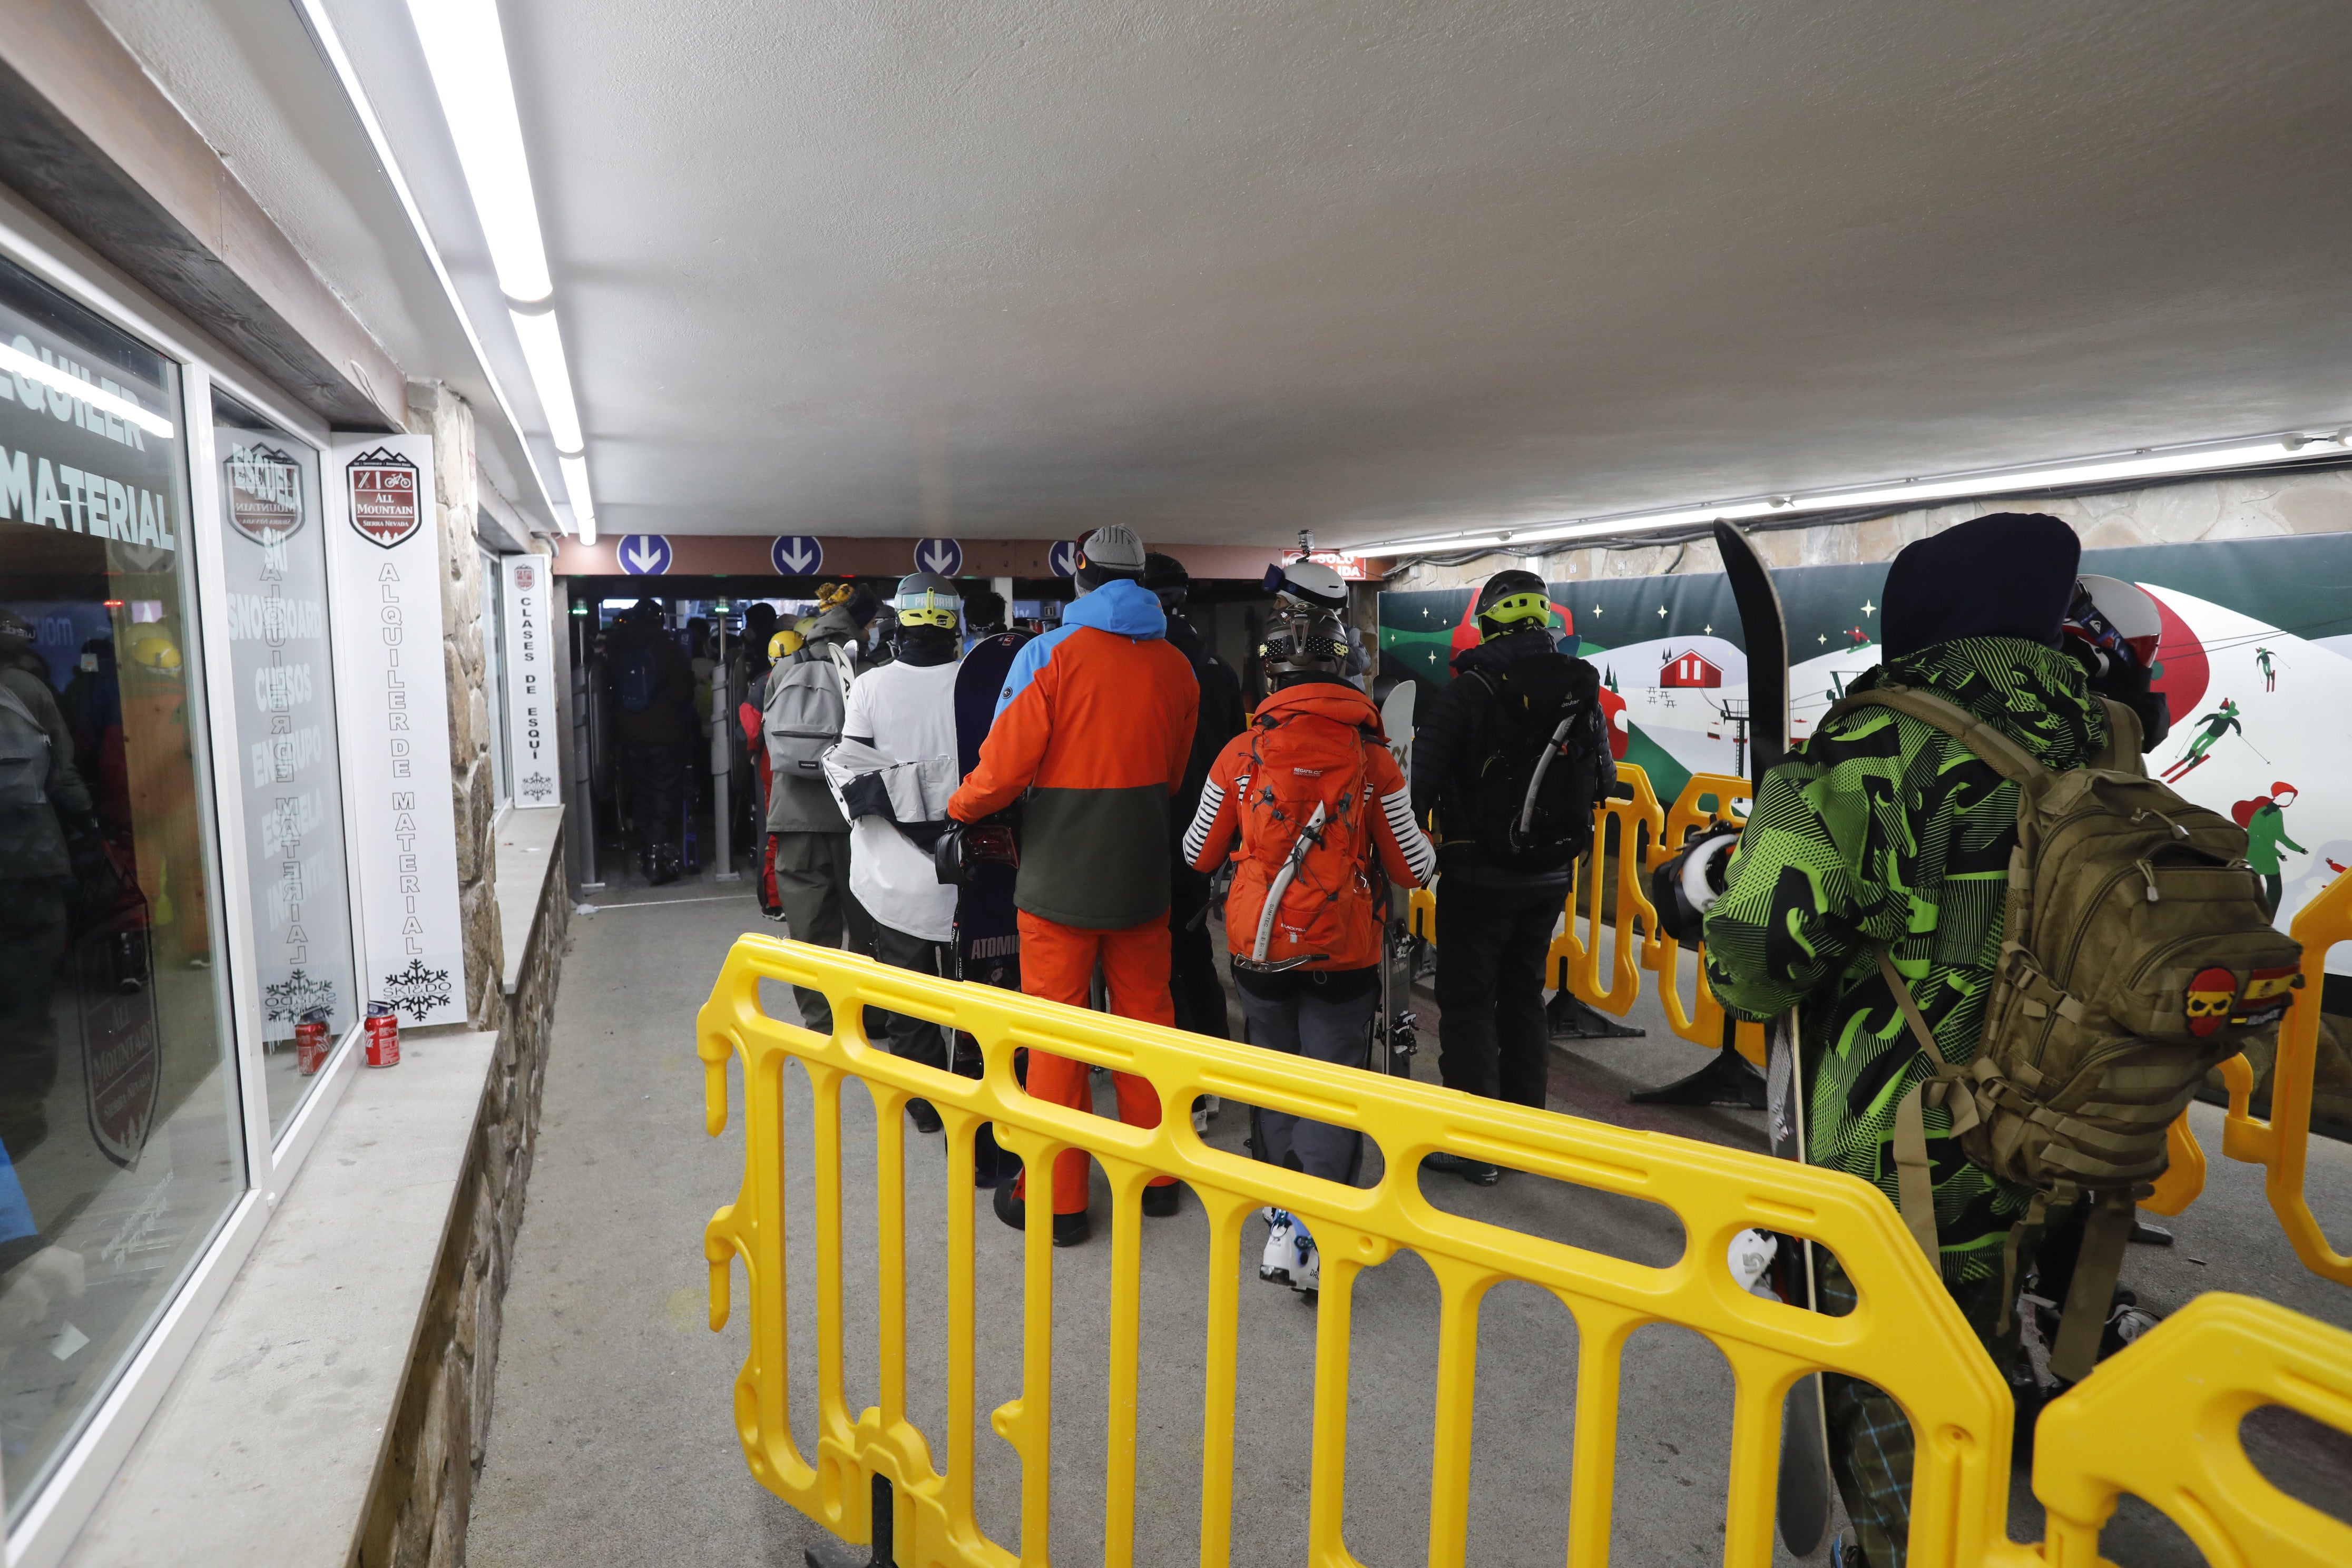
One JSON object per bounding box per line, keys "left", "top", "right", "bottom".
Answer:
{"left": 0, "top": 256, "right": 240, "bottom": 1517}
{"left": 212, "top": 393, "right": 359, "bottom": 1135}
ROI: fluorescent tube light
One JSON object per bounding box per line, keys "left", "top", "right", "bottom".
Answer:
{"left": 509, "top": 307, "right": 582, "bottom": 453}
{"left": 1351, "top": 431, "right": 2345, "bottom": 556}
{"left": 0, "top": 345, "right": 174, "bottom": 437}
{"left": 558, "top": 452, "right": 595, "bottom": 545}
{"left": 404, "top": 0, "right": 553, "bottom": 303}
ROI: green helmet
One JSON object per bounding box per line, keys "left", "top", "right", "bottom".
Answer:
{"left": 1474, "top": 569, "right": 1551, "bottom": 639}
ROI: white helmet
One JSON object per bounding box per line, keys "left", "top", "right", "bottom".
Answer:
{"left": 1262, "top": 558, "right": 1348, "bottom": 612}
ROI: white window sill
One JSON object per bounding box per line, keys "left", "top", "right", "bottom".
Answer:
{"left": 493, "top": 806, "right": 565, "bottom": 996}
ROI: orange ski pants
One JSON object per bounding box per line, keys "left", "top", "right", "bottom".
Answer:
{"left": 1014, "top": 910, "right": 1177, "bottom": 1214}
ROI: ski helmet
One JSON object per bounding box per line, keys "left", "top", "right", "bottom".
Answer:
{"left": 893, "top": 572, "right": 962, "bottom": 631}
{"left": 1142, "top": 552, "right": 1191, "bottom": 610}
{"left": 1259, "top": 602, "right": 1349, "bottom": 682}
{"left": 1261, "top": 558, "right": 1348, "bottom": 612}
{"left": 1474, "top": 569, "right": 1550, "bottom": 639}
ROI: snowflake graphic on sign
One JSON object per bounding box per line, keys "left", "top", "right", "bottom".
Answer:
{"left": 380, "top": 957, "right": 455, "bottom": 1021}
{"left": 517, "top": 768, "right": 557, "bottom": 805}
{"left": 262, "top": 968, "right": 340, "bottom": 1024}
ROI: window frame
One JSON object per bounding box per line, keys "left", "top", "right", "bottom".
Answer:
{"left": 0, "top": 188, "right": 377, "bottom": 1568}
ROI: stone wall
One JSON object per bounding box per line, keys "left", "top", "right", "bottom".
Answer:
{"left": 355, "top": 829, "right": 570, "bottom": 1568}
{"left": 405, "top": 381, "right": 505, "bottom": 1030}
{"left": 1386, "top": 463, "right": 2352, "bottom": 592}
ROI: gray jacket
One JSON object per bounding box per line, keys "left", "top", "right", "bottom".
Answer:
{"left": 764, "top": 606, "right": 868, "bottom": 835}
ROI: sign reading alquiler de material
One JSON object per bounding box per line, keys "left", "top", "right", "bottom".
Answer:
{"left": 325, "top": 436, "right": 466, "bottom": 1027}
{"left": 501, "top": 555, "right": 560, "bottom": 807}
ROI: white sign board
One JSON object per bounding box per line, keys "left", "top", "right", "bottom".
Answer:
{"left": 501, "top": 555, "right": 561, "bottom": 806}
{"left": 325, "top": 435, "right": 466, "bottom": 1027}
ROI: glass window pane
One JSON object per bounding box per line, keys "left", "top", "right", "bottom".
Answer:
{"left": 0, "top": 255, "right": 241, "bottom": 1517}
{"left": 211, "top": 393, "right": 357, "bottom": 1135}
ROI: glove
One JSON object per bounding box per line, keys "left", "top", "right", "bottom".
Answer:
{"left": 1650, "top": 828, "right": 1738, "bottom": 946}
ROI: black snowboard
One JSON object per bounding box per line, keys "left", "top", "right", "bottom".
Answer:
{"left": 954, "top": 631, "right": 1033, "bottom": 1185}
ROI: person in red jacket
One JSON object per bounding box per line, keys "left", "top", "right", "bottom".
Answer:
{"left": 945, "top": 524, "right": 1200, "bottom": 1248}
{"left": 1182, "top": 599, "right": 1435, "bottom": 1296}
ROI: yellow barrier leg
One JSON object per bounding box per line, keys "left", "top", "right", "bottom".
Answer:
{"left": 1103, "top": 1167, "right": 1148, "bottom": 1568}
{"left": 1423, "top": 1259, "right": 1489, "bottom": 1568}
{"left": 811, "top": 1061, "right": 861, "bottom": 1531}
{"left": 1306, "top": 1248, "right": 1364, "bottom": 1568}
{"left": 1196, "top": 1191, "right": 1249, "bottom": 1568}
{"left": 1560, "top": 1301, "right": 1637, "bottom": 1568}
{"left": 1718, "top": 1348, "right": 1785, "bottom": 1568}
{"left": 944, "top": 1111, "right": 983, "bottom": 1545}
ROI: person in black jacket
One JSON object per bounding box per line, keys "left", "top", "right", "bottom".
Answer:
{"left": 606, "top": 600, "right": 695, "bottom": 885}
{"left": 1410, "top": 570, "right": 1613, "bottom": 1182}
{"left": 1144, "top": 554, "right": 1247, "bottom": 1043}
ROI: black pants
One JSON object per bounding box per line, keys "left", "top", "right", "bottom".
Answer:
{"left": 0, "top": 880, "right": 68, "bottom": 1157}
{"left": 621, "top": 743, "right": 686, "bottom": 855}
{"left": 1167, "top": 868, "right": 1229, "bottom": 1039}
{"left": 771, "top": 831, "right": 878, "bottom": 1035}
{"left": 870, "top": 922, "right": 951, "bottom": 1074}
{"left": 1433, "top": 874, "right": 1563, "bottom": 1108}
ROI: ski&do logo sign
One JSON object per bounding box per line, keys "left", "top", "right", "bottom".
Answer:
{"left": 347, "top": 447, "right": 423, "bottom": 548}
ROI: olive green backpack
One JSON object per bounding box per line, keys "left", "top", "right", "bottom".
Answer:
{"left": 1827, "top": 685, "right": 2302, "bottom": 1381}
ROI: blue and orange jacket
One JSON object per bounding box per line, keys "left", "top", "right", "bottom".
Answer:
{"left": 947, "top": 578, "right": 1199, "bottom": 928}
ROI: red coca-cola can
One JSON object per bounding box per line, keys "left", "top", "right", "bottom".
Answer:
{"left": 295, "top": 1008, "right": 332, "bottom": 1076}
{"left": 364, "top": 1001, "right": 401, "bottom": 1067}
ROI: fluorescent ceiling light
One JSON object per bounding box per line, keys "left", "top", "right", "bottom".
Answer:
{"left": 404, "top": 0, "right": 553, "bottom": 303}
{"left": 1352, "top": 430, "right": 2350, "bottom": 556}
{"left": 509, "top": 308, "right": 582, "bottom": 453}
{"left": 558, "top": 452, "right": 595, "bottom": 545}
{"left": 0, "top": 345, "right": 174, "bottom": 437}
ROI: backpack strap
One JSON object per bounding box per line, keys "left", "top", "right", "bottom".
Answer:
{"left": 2049, "top": 1187, "right": 2139, "bottom": 1383}
{"left": 2089, "top": 697, "right": 2145, "bottom": 775}
{"left": 1875, "top": 948, "right": 1984, "bottom": 1266}
{"left": 1823, "top": 685, "right": 2049, "bottom": 787}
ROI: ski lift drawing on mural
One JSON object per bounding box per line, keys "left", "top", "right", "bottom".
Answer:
{"left": 1705, "top": 694, "right": 1752, "bottom": 773}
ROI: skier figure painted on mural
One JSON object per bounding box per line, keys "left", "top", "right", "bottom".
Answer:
{"left": 2160, "top": 697, "right": 2243, "bottom": 783}
{"left": 2255, "top": 645, "right": 2277, "bottom": 693}
{"left": 2233, "top": 782, "right": 2308, "bottom": 917}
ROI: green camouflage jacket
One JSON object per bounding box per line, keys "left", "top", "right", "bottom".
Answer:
{"left": 1702, "top": 638, "right": 2109, "bottom": 1283}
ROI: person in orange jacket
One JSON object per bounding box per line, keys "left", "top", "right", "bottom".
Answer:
{"left": 1182, "top": 597, "right": 1434, "bottom": 1295}
{"left": 945, "top": 524, "right": 1200, "bottom": 1248}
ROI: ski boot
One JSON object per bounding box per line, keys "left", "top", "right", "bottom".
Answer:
{"left": 1259, "top": 1210, "right": 1297, "bottom": 1285}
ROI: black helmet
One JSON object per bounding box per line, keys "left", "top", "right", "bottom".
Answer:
{"left": 1259, "top": 602, "right": 1349, "bottom": 682}
{"left": 1474, "top": 570, "right": 1550, "bottom": 639}
{"left": 1142, "top": 552, "right": 1190, "bottom": 610}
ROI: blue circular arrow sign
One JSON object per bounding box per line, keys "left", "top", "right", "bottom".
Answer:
{"left": 912, "top": 537, "right": 965, "bottom": 576}
{"left": 1046, "top": 539, "right": 1080, "bottom": 577}
{"left": 770, "top": 535, "right": 824, "bottom": 575}
{"left": 616, "top": 534, "right": 673, "bottom": 575}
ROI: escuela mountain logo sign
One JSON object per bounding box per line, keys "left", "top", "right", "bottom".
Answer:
{"left": 224, "top": 444, "right": 304, "bottom": 545}
{"left": 347, "top": 447, "right": 423, "bottom": 548}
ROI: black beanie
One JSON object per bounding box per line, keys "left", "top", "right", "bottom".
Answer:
{"left": 1881, "top": 513, "right": 2080, "bottom": 660}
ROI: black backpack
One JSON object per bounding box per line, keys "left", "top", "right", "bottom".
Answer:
{"left": 1465, "top": 653, "right": 1602, "bottom": 868}
{"left": 614, "top": 643, "right": 660, "bottom": 713}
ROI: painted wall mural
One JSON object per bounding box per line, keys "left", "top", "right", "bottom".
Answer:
{"left": 1378, "top": 531, "right": 2352, "bottom": 974}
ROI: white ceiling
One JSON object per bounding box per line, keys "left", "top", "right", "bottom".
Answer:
{"left": 120, "top": 2, "right": 2352, "bottom": 548}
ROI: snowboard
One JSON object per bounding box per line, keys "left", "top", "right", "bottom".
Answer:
{"left": 1714, "top": 520, "right": 1834, "bottom": 1557}
{"left": 1375, "top": 680, "right": 1420, "bottom": 1077}
{"left": 954, "top": 631, "right": 1033, "bottom": 1185}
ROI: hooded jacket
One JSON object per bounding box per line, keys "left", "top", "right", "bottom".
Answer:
{"left": 948, "top": 577, "right": 1198, "bottom": 929}
{"left": 1184, "top": 678, "right": 1436, "bottom": 971}
{"left": 1702, "top": 638, "right": 2110, "bottom": 1283}
{"left": 765, "top": 603, "right": 869, "bottom": 834}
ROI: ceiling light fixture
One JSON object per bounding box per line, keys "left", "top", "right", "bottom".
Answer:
{"left": 1350, "top": 430, "right": 2345, "bottom": 557}
{"left": 403, "top": 0, "right": 594, "bottom": 542}
{"left": 0, "top": 345, "right": 174, "bottom": 437}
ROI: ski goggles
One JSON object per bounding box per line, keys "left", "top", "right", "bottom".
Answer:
{"left": 894, "top": 591, "right": 961, "bottom": 629}
{"left": 1479, "top": 590, "right": 1551, "bottom": 626}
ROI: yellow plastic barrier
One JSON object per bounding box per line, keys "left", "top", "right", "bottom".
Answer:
{"left": 699, "top": 937, "right": 2348, "bottom": 1568}
{"left": 2033, "top": 1292, "right": 2352, "bottom": 1567}
{"left": 1549, "top": 763, "right": 1664, "bottom": 1018}
{"left": 2214, "top": 864, "right": 2352, "bottom": 1286}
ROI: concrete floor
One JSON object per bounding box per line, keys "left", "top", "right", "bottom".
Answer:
{"left": 468, "top": 864, "right": 2352, "bottom": 1567}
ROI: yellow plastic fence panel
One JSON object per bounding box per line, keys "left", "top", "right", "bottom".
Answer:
{"left": 1408, "top": 883, "right": 1436, "bottom": 945}
{"left": 1550, "top": 763, "right": 1663, "bottom": 1017}
{"left": 700, "top": 936, "right": 2045, "bottom": 1568}
{"left": 2216, "top": 863, "right": 2352, "bottom": 1286}
{"left": 2033, "top": 1293, "right": 2352, "bottom": 1568}
{"left": 2140, "top": 1108, "right": 2209, "bottom": 1217}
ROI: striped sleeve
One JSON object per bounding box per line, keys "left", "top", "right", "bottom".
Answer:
{"left": 1182, "top": 777, "right": 1227, "bottom": 868}
{"left": 1379, "top": 781, "right": 1438, "bottom": 886}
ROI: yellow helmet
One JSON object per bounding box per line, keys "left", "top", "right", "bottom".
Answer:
{"left": 125, "top": 624, "right": 182, "bottom": 675}
{"left": 768, "top": 627, "right": 805, "bottom": 661}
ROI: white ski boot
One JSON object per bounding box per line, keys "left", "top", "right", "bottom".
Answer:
{"left": 1287, "top": 1220, "right": 1320, "bottom": 1298}
{"left": 1259, "top": 1210, "right": 1297, "bottom": 1284}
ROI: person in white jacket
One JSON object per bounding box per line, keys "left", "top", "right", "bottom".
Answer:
{"left": 824, "top": 574, "right": 965, "bottom": 1133}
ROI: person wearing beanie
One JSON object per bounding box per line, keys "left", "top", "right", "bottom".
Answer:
{"left": 1409, "top": 570, "right": 1613, "bottom": 1181}
{"left": 947, "top": 523, "right": 1199, "bottom": 1248}
{"left": 1700, "top": 512, "right": 2127, "bottom": 1568}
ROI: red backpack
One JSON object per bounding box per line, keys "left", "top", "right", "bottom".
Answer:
{"left": 1222, "top": 708, "right": 1384, "bottom": 972}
